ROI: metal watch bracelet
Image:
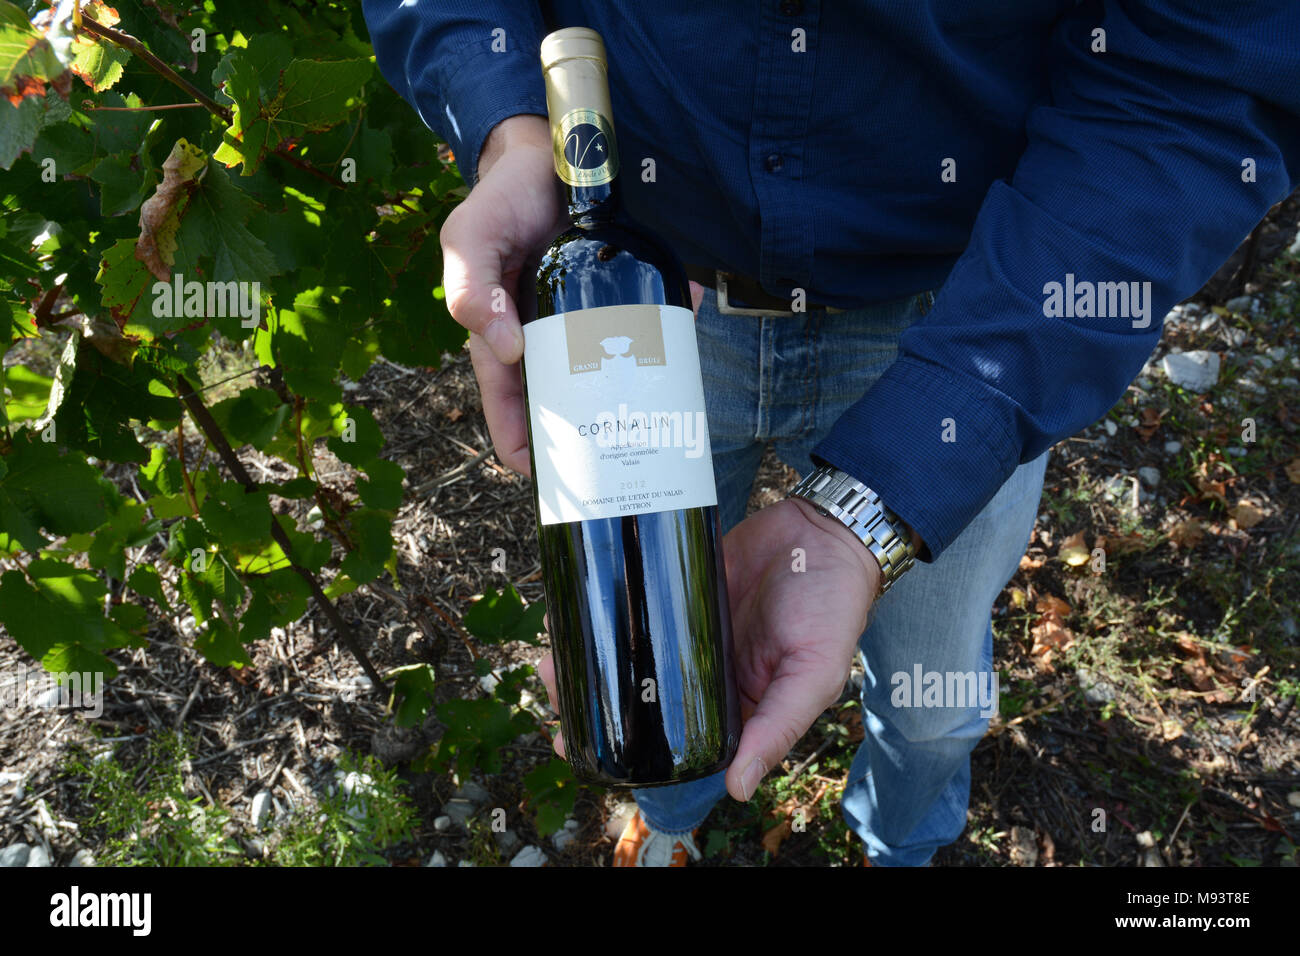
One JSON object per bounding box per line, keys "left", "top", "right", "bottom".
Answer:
{"left": 785, "top": 465, "right": 917, "bottom": 596}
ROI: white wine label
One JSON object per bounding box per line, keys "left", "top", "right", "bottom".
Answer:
{"left": 523, "top": 303, "right": 718, "bottom": 526}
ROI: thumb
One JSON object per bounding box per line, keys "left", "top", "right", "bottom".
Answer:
{"left": 441, "top": 222, "right": 524, "bottom": 364}
{"left": 724, "top": 659, "right": 844, "bottom": 802}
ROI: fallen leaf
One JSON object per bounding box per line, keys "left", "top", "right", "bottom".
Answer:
{"left": 1028, "top": 592, "right": 1076, "bottom": 671}
{"left": 446, "top": 407, "right": 464, "bottom": 422}
{"left": 1174, "top": 632, "right": 1205, "bottom": 660}
{"left": 1134, "top": 406, "right": 1166, "bottom": 442}
{"left": 1058, "top": 530, "right": 1090, "bottom": 567}
{"left": 761, "top": 818, "right": 794, "bottom": 857}
{"left": 1181, "top": 658, "right": 1217, "bottom": 692}
{"left": 1008, "top": 587, "right": 1027, "bottom": 610}
{"left": 1159, "top": 718, "right": 1185, "bottom": 741}
{"left": 1285, "top": 458, "right": 1300, "bottom": 485}
{"left": 1097, "top": 530, "right": 1148, "bottom": 556}
{"left": 1035, "top": 594, "right": 1072, "bottom": 619}
{"left": 1195, "top": 477, "right": 1228, "bottom": 507}
{"left": 1229, "top": 502, "right": 1265, "bottom": 530}
{"left": 1168, "top": 518, "right": 1204, "bottom": 549}
{"left": 1019, "top": 553, "right": 1044, "bottom": 572}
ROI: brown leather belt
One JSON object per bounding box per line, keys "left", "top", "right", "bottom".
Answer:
{"left": 684, "top": 265, "right": 845, "bottom": 315}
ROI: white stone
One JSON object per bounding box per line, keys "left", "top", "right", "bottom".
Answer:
{"left": 1139, "top": 467, "right": 1161, "bottom": 488}
{"left": 1226, "top": 447, "right": 1247, "bottom": 457}
{"left": 1267, "top": 346, "right": 1288, "bottom": 362}
{"left": 1236, "top": 376, "right": 1266, "bottom": 394}
{"left": 250, "top": 790, "right": 273, "bottom": 829}
{"left": 0, "top": 844, "right": 30, "bottom": 867}
{"left": 1161, "top": 350, "right": 1220, "bottom": 392}
{"left": 551, "top": 828, "right": 577, "bottom": 853}
{"left": 1163, "top": 440, "right": 1182, "bottom": 454}
{"left": 1224, "top": 295, "right": 1254, "bottom": 314}
{"left": 433, "top": 815, "right": 451, "bottom": 832}
{"left": 1104, "top": 419, "right": 1118, "bottom": 436}
{"left": 25, "top": 845, "right": 50, "bottom": 867}
{"left": 510, "top": 846, "right": 548, "bottom": 867}
{"left": 425, "top": 850, "right": 448, "bottom": 867}
{"left": 68, "top": 849, "right": 95, "bottom": 867}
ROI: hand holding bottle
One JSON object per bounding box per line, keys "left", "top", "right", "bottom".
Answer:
{"left": 439, "top": 114, "right": 567, "bottom": 476}
{"left": 540, "top": 496, "right": 881, "bottom": 801}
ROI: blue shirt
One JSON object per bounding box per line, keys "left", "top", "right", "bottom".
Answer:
{"left": 363, "top": 1, "right": 1300, "bottom": 563}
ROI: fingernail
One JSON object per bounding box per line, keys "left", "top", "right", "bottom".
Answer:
{"left": 739, "top": 757, "right": 766, "bottom": 801}
{"left": 485, "top": 316, "right": 520, "bottom": 361}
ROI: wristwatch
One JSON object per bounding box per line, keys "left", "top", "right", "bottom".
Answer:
{"left": 786, "top": 464, "right": 917, "bottom": 596}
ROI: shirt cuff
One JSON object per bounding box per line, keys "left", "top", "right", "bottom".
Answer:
{"left": 810, "top": 355, "right": 1021, "bottom": 564}
{"left": 418, "top": 41, "right": 548, "bottom": 187}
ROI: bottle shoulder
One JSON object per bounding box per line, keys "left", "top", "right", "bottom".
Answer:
{"left": 536, "top": 215, "right": 689, "bottom": 315}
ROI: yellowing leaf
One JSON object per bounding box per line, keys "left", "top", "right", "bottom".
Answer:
{"left": 69, "top": 2, "right": 128, "bottom": 92}
{"left": 135, "top": 138, "right": 207, "bottom": 281}
{"left": 1058, "top": 530, "right": 1090, "bottom": 567}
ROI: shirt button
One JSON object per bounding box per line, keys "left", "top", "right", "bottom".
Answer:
{"left": 780, "top": 0, "right": 802, "bottom": 14}
{"left": 764, "top": 152, "right": 783, "bottom": 172}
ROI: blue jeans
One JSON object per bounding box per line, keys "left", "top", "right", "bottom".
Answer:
{"left": 633, "top": 287, "right": 1050, "bottom": 866}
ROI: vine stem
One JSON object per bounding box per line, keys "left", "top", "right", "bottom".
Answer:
{"left": 175, "top": 418, "right": 199, "bottom": 516}
{"left": 175, "top": 374, "right": 386, "bottom": 691}
{"left": 75, "top": 16, "right": 232, "bottom": 124}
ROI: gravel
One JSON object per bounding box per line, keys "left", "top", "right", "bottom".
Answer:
{"left": 509, "top": 846, "right": 548, "bottom": 867}
{"left": 0, "top": 844, "right": 30, "bottom": 867}
{"left": 1161, "top": 350, "right": 1220, "bottom": 392}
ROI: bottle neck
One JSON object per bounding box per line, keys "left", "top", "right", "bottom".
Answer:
{"left": 565, "top": 173, "right": 621, "bottom": 225}
{"left": 543, "top": 56, "right": 622, "bottom": 226}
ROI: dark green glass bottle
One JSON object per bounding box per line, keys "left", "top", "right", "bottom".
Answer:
{"left": 519, "top": 27, "right": 741, "bottom": 787}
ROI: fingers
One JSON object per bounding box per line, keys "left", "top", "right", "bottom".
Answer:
{"left": 441, "top": 204, "right": 524, "bottom": 364}
{"left": 537, "top": 652, "right": 565, "bottom": 758}
{"left": 467, "top": 332, "right": 531, "bottom": 476}
{"left": 537, "top": 651, "right": 559, "bottom": 713}
{"left": 724, "top": 660, "right": 843, "bottom": 803}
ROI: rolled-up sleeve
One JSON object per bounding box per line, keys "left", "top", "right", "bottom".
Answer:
{"left": 812, "top": 0, "right": 1300, "bottom": 563}
{"left": 362, "top": 1, "right": 550, "bottom": 185}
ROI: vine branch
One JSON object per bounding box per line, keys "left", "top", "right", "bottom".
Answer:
{"left": 75, "top": 16, "right": 232, "bottom": 124}
{"left": 176, "top": 375, "right": 386, "bottom": 690}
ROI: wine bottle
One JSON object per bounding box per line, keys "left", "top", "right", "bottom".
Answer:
{"left": 519, "top": 27, "right": 741, "bottom": 787}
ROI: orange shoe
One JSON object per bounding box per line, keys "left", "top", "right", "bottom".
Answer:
{"left": 613, "top": 810, "right": 702, "bottom": 867}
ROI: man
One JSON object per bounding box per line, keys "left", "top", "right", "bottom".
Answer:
{"left": 362, "top": 2, "right": 1300, "bottom": 866}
